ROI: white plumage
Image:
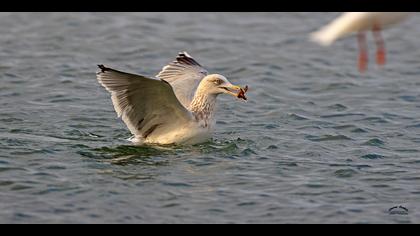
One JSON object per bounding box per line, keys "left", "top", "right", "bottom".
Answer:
{"left": 311, "top": 12, "right": 411, "bottom": 46}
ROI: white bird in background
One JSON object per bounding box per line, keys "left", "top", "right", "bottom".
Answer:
{"left": 311, "top": 12, "right": 412, "bottom": 73}
{"left": 96, "top": 52, "right": 248, "bottom": 145}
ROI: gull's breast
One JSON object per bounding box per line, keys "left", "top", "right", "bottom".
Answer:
{"left": 142, "top": 120, "right": 213, "bottom": 145}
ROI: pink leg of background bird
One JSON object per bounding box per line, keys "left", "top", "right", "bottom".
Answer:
{"left": 372, "top": 26, "right": 386, "bottom": 66}
{"left": 357, "top": 31, "right": 368, "bottom": 73}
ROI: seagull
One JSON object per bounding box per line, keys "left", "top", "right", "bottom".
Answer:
{"left": 96, "top": 52, "right": 248, "bottom": 145}
{"left": 310, "top": 12, "right": 411, "bottom": 73}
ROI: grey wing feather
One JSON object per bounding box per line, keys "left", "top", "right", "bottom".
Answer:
{"left": 97, "top": 65, "right": 192, "bottom": 138}
{"left": 156, "top": 52, "right": 208, "bottom": 108}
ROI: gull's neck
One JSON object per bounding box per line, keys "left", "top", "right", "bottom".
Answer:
{"left": 189, "top": 88, "right": 217, "bottom": 127}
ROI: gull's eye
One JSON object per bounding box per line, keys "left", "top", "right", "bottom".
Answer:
{"left": 213, "top": 79, "right": 222, "bottom": 85}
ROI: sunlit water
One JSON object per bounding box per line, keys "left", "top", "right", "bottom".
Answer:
{"left": 1, "top": 12, "right": 420, "bottom": 223}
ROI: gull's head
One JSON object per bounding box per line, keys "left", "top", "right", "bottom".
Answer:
{"left": 201, "top": 74, "right": 246, "bottom": 100}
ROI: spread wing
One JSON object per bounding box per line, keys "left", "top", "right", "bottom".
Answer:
{"left": 156, "top": 52, "right": 208, "bottom": 108}
{"left": 97, "top": 65, "right": 193, "bottom": 139}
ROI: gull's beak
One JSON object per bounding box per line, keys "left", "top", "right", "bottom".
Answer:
{"left": 220, "top": 84, "right": 248, "bottom": 100}
{"left": 221, "top": 84, "right": 242, "bottom": 97}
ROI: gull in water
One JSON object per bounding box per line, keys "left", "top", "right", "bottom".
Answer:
{"left": 310, "top": 12, "right": 411, "bottom": 73}
{"left": 97, "top": 52, "right": 248, "bottom": 145}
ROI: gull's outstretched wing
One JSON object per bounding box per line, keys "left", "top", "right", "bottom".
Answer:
{"left": 156, "top": 52, "right": 208, "bottom": 108}
{"left": 97, "top": 65, "right": 193, "bottom": 139}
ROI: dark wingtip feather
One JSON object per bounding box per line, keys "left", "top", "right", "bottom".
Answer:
{"left": 175, "top": 52, "right": 202, "bottom": 66}
{"left": 98, "top": 64, "right": 110, "bottom": 73}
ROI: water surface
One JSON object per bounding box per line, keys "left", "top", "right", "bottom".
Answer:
{"left": 1, "top": 12, "right": 420, "bottom": 223}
